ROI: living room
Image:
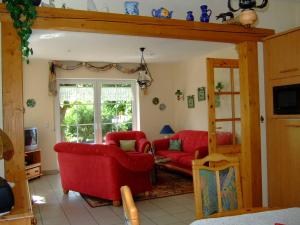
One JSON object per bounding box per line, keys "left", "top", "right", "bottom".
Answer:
{"left": 0, "top": 0, "right": 300, "bottom": 225}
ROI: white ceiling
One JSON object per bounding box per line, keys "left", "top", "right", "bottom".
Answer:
{"left": 29, "top": 30, "right": 232, "bottom": 63}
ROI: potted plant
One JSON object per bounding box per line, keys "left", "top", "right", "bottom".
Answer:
{"left": 3, "top": 0, "right": 37, "bottom": 63}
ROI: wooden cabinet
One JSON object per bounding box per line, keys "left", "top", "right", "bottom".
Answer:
{"left": 264, "top": 27, "right": 300, "bottom": 207}
{"left": 264, "top": 29, "right": 300, "bottom": 79}
{"left": 25, "top": 149, "right": 42, "bottom": 180}
{"left": 267, "top": 119, "right": 300, "bottom": 207}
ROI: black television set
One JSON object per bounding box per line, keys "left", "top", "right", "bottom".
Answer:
{"left": 24, "top": 127, "right": 38, "bottom": 151}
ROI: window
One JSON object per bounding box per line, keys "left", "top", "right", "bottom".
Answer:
{"left": 57, "top": 79, "right": 137, "bottom": 143}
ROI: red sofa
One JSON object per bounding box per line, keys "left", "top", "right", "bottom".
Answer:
{"left": 54, "top": 142, "right": 154, "bottom": 205}
{"left": 152, "top": 130, "right": 232, "bottom": 175}
{"left": 106, "top": 131, "right": 151, "bottom": 153}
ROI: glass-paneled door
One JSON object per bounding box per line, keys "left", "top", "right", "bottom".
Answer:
{"left": 207, "top": 58, "right": 241, "bottom": 154}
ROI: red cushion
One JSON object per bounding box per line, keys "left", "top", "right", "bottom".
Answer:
{"left": 174, "top": 130, "right": 209, "bottom": 153}
{"left": 155, "top": 150, "right": 190, "bottom": 161}
{"left": 177, "top": 155, "right": 195, "bottom": 168}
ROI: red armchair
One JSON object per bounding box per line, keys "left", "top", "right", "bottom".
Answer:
{"left": 54, "top": 142, "right": 154, "bottom": 206}
{"left": 105, "top": 131, "right": 151, "bottom": 153}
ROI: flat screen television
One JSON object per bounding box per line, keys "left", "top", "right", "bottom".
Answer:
{"left": 24, "top": 127, "right": 38, "bottom": 151}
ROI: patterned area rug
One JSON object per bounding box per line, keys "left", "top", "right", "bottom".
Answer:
{"left": 81, "top": 170, "right": 194, "bottom": 207}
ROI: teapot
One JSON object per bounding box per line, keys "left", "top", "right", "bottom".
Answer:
{"left": 152, "top": 7, "right": 173, "bottom": 19}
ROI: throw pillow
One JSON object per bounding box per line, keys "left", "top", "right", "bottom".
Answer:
{"left": 120, "top": 140, "right": 136, "bottom": 152}
{"left": 169, "top": 139, "right": 181, "bottom": 151}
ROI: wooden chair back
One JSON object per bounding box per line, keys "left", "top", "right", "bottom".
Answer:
{"left": 192, "top": 153, "right": 243, "bottom": 219}
{"left": 121, "top": 186, "right": 140, "bottom": 225}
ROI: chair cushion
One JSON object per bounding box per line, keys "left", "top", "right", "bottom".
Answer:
{"left": 169, "top": 139, "right": 181, "bottom": 151}
{"left": 120, "top": 140, "right": 136, "bottom": 151}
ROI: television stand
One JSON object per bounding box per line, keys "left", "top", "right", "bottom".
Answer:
{"left": 25, "top": 148, "right": 42, "bottom": 180}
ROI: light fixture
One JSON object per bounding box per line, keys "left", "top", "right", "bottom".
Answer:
{"left": 137, "top": 47, "right": 153, "bottom": 90}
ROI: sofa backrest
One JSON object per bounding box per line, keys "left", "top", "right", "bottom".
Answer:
{"left": 106, "top": 131, "right": 146, "bottom": 145}
{"left": 171, "top": 130, "right": 233, "bottom": 153}
{"left": 171, "top": 130, "right": 208, "bottom": 153}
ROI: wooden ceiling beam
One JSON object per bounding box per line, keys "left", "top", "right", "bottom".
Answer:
{"left": 0, "top": 4, "right": 274, "bottom": 43}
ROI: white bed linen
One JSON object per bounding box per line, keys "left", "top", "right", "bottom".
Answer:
{"left": 190, "top": 208, "right": 300, "bottom": 225}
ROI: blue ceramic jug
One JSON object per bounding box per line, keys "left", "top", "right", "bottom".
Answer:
{"left": 186, "top": 11, "right": 194, "bottom": 21}
{"left": 124, "top": 1, "right": 139, "bottom": 15}
{"left": 152, "top": 7, "right": 173, "bottom": 19}
{"left": 200, "top": 5, "right": 212, "bottom": 22}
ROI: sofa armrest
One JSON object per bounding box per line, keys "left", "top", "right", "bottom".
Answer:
{"left": 106, "top": 140, "right": 118, "bottom": 146}
{"left": 123, "top": 153, "right": 154, "bottom": 172}
{"left": 152, "top": 138, "right": 170, "bottom": 151}
{"left": 136, "top": 138, "right": 151, "bottom": 153}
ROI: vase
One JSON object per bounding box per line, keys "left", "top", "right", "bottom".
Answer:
{"left": 186, "top": 11, "right": 194, "bottom": 21}
{"left": 200, "top": 5, "right": 212, "bottom": 22}
{"left": 32, "top": 0, "right": 42, "bottom": 6}
{"left": 87, "top": 0, "right": 97, "bottom": 11}
{"left": 124, "top": 1, "right": 139, "bottom": 16}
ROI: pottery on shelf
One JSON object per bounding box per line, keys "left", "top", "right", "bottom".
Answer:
{"left": 32, "top": 0, "right": 42, "bottom": 6}
{"left": 87, "top": 0, "right": 97, "bottom": 11}
{"left": 200, "top": 5, "right": 212, "bottom": 22}
{"left": 239, "top": 9, "right": 257, "bottom": 26}
{"left": 124, "top": 1, "right": 139, "bottom": 15}
{"left": 152, "top": 7, "right": 173, "bottom": 19}
{"left": 186, "top": 11, "right": 194, "bottom": 21}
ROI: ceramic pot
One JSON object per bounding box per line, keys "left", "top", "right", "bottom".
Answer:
{"left": 124, "top": 1, "right": 139, "bottom": 16}
{"left": 32, "top": 0, "right": 42, "bottom": 6}
{"left": 239, "top": 9, "right": 257, "bottom": 26}
{"left": 186, "top": 11, "right": 194, "bottom": 21}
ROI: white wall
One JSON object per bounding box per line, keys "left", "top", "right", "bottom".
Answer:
{"left": 23, "top": 59, "right": 177, "bottom": 170}
{"left": 173, "top": 46, "right": 238, "bottom": 132}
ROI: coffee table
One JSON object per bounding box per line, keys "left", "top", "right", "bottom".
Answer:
{"left": 152, "top": 156, "right": 172, "bottom": 184}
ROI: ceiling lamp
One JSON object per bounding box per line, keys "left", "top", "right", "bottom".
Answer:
{"left": 137, "top": 47, "right": 153, "bottom": 90}
{"left": 227, "top": 0, "right": 268, "bottom": 26}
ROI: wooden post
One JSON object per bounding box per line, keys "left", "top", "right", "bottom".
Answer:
{"left": 2, "top": 22, "right": 29, "bottom": 211}
{"left": 238, "top": 41, "right": 262, "bottom": 207}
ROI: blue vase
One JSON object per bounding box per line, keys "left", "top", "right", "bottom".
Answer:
{"left": 200, "top": 5, "right": 212, "bottom": 22}
{"left": 186, "top": 11, "right": 194, "bottom": 21}
{"left": 124, "top": 1, "right": 139, "bottom": 15}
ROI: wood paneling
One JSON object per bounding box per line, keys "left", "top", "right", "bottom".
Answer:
{"left": 2, "top": 22, "right": 29, "bottom": 211}
{"left": 238, "top": 41, "right": 262, "bottom": 207}
{"left": 0, "top": 4, "right": 274, "bottom": 43}
{"left": 264, "top": 29, "right": 300, "bottom": 79}
{"left": 264, "top": 27, "right": 300, "bottom": 207}
{"left": 267, "top": 119, "right": 300, "bottom": 207}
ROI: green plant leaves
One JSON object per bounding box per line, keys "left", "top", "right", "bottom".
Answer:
{"left": 4, "top": 0, "right": 37, "bottom": 63}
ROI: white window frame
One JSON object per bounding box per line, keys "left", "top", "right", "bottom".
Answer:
{"left": 55, "top": 78, "right": 138, "bottom": 143}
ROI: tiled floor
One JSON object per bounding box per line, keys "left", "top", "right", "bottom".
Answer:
{"left": 29, "top": 174, "right": 196, "bottom": 225}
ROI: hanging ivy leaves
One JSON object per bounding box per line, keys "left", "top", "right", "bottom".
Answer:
{"left": 3, "top": 0, "right": 37, "bottom": 63}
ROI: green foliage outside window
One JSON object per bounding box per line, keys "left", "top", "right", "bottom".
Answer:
{"left": 60, "top": 100, "right": 132, "bottom": 143}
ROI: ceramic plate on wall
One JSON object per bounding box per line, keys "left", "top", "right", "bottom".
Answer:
{"left": 159, "top": 103, "right": 166, "bottom": 111}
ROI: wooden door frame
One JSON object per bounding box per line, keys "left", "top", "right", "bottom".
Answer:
{"left": 0, "top": 5, "right": 273, "bottom": 209}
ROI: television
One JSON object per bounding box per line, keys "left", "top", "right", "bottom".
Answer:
{"left": 24, "top": 127, "right": 38, "bottom": 151}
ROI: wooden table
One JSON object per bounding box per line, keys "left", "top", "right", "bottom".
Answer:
{"left": 190, "top": 208, "right": 300, "bottom": 225}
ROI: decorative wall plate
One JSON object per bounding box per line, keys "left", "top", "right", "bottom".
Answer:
{"left": 159, "top": 103, "right": 166, "bottom": 111}
{"left": 26, "top": 98, "right": 36, "bottom": 108}
{"left": 152, "top": 97, "right": 159, "bottom": 105}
